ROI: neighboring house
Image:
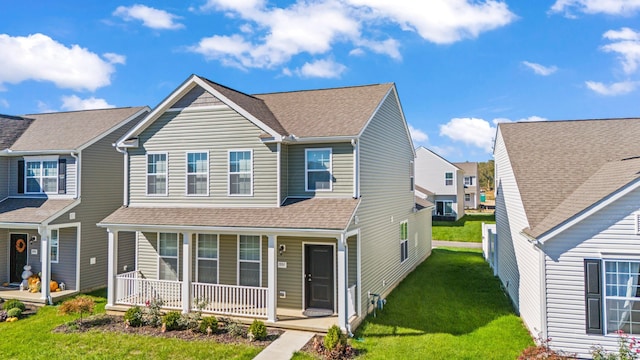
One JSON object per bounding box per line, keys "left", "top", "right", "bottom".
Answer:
{"left": 414, "top": 147, "right": 464, "bottom": 220}
{"left": 454, "top": 161, "right": 480, "bottom": 210}
{"left": 493, "top": 118, "right": 640, "bottom": 358}
{"left": 0, "top": 107, "right": 149, "bottom": 303}
{"left": 98, "top": 75, "right": 432, "bottom": 332}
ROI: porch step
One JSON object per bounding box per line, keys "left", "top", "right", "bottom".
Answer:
{"left": 253, "top": 330, "right": 315, "bottom": 360}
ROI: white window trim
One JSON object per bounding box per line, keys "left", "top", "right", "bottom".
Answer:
{"left": 185, "top": 150, "right": 209, "bottom": 197}
{"left": 24, "top": 155, "right": 59, "bottom": 195}
{"left": 196, "top": 233, "right": 219, "bottom": 284}
{"left": 602, "top": 258, "right": 640, "bottom": 335}
{"left": 227, "top": 149, "right": 254, "bottom": 197}
{"left": 50, "top": 229, "right": 59, "bottom": 264}
{"left": 445, "top": 172, "right": 454, "bottom": 186}
{"left": 237, "top": 235, "right": 262, "bottom": 287}
{"left": 146, "top": 152, "right": 168, "bottom": 196}
{"left": 409, "top": 160, "right": 415, "bottom": 192}
{"left": 305, "top": 148, "right": 333, "bottom": 192}
{"left": 400, "top": 220, "right": 409, "bottom": 263}
{"left": 157, "top": 232, "right": 179, "bottom": 281}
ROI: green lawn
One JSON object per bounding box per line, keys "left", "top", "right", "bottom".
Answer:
{"left": 0, "top": 291, "right": 262, "bottom": 360}
{"left": 432, "top": 213, "right": 495, "bottom": 242}
{"left": 295, "top": 248, "right": 532, "bottom": 359}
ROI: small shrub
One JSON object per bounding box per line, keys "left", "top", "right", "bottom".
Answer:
{"left": 124, "top": 306, "right": 143, "bottom": 327}
{"left": 3, "top": 299, "right": 25, "bottom": 312}
{"left": 59, "top": 296, "right": 95, "bottom": 321}
{"left": 324, "top": 325, "right": 347, "bottom": 351}
{"left": 142, "top": 299, "right": 163, "bottom": 327}
{"left": 178, "top": 312, "right": 201, "bottom": 330}
{"left": 6, "top": 308, "right": 22, "bottom": 319}
{"left": 163, "top": 311, "right": 183, "bottom": 331}
{"left": 591, "top": 330, "right": 640, "bottom": 360}
{"left": 0, "top": 310, "right": 7, "bottom": 322}
{"left": 248, "top": 319, "right": 267, "bottom": 341}
{"left": 199, "top": 316, "right": 218, "bottom": 334}
{"left": 227, "top": 321, "right": 246, "bottom": 337}
{"left": 519, "top": 334, "right": 576, "bottom": 360}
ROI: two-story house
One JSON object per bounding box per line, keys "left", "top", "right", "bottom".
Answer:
{"left": 454, "top": 161, "right": 480, "bottom": 210}
{"left": 98, "top": 74, "right": 432, "bottom": 332}
{"left": 414, "top": 147, "right": 464, "bottom": 220}
{"left": 0, "top": 107, "right": 149, "bottom": 303}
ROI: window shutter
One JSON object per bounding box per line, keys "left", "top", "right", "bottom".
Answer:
{"left": 585, "top": 259, "right": 603, "bottom": 334}
{"left": 58, "top": 158, "right": 66, "bottom": 194}
{"left": 17, "top": 160, "right": 24, "bottom": 194}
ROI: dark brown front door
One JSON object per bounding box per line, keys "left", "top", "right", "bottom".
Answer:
{"left": 10, "top": 234, "right": 28, "bottom": 283}
{"left": 305, "top": 244, "right": 334, "bottom": 310}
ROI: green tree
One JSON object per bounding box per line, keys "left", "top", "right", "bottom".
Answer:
{"left": 478, "top": 160, "right": 494, "bottom": 191}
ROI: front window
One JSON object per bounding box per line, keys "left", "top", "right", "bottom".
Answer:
{"left": 306, "top": 148, "right": 332, "bottom": 191}
{"left": 445, "top": 172, "right": 453, "bottom": 186}
{"left": 229, "top": 150, "right": 252, "bottom": 196}
{"left": 197, "top": 234, "right": 218, "bottom": 284}
{"left": 187, "top": 152, "right": 208, "bottom": 196}
{"left": 238, "top": 235, "right": 261, "bottom": 286}
{"left": 50, "top": 229, "right": 59, "bottom": 263}
{"left": 605, "top": 260, "right": 640, "bottom": 334}
{"left": 465, "top": 194, "right": 471, "bottom": 202}
{"left": 26, "top": 159, "right": 58, "bottom": 193}
{"left": 147, "top": 153, "right": 167, "bottom": 195}
{"left": 158, "top": 233, "right": 178, "bottom": 281}
{"left": 400, "top": 221, "right": 408, "bottom": 263}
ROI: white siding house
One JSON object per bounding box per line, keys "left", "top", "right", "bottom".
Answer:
{"left": 494, "top": 118, "right": 640, "bottom": 358}
{"left": 415, "top": 147, "right": 464, "bottom": 220}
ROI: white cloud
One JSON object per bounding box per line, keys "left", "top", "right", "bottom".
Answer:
{"left": 522, "top": 61, "right": 558, "bottom": 76}
{"left": 113, "top": 4, "right": 184, "bottom": 30}
{"left": 0, "top": 33, "right": 116, "bottom": 91}
{"left": 349, "top": 48, "right": 365, "bottom": 56}
{"left": 191, "top": 0, "right": 515, "bottom": 74}
{"left": 296, "top": 59, "right": 347, "bottom": 78}
{"left": 61, "top": 95, "right": 115, "bottom": 111}
{"left": 0, "top": 98, "right": 8, "bottom": 108}
{"left": 585, "top": 80, "right": 639, "bottom": 95}
{"left": 604, "top": 27, "right": 640, "bottom": 41}
{"left": 550, "top": 0, "right": 640, "bottom": 16}
{"left": 492, "top": 116, "right": 547, "bottom": 125}
{"left": 601, "top": 27, "right": 640, "bottom": 74}
{"left": 408, "top": 124, "right": 429, "bottom": 144}
{"left": 103, "top": 53, "right": 126, "bottom": 65}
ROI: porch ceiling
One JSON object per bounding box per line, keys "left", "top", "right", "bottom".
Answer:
{"left": 0, "top": 198, "right": 76, "bottom": 224}
{"left": 100, "top": 197, "right": 360, "bottom": 231}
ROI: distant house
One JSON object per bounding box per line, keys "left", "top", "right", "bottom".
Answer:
{"left": 98, "top": 75, "right": 432, "bottom": 331}
{"left": 493, "top": 118, "right": 640, "bottom": 357}
{"left": 414, "top": 147, "right": 464, "bottom": 220}
{"left": 454, "top": 162, "right": 480, "bottom": 210}
{"left": 0, "top": 107, "right": 149, "bottom": 303}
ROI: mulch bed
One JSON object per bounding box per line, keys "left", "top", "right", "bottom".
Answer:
{"left": 299, "top": 334, "right": 359, "bottom": 360}
{"left": 53, "top": 314, "right": 282, "bottom": 346}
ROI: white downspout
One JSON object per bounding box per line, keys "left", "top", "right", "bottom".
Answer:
{"left": 351, "top": 139, "right": 359, "bottom": 199}
{"left": 70, "top": 152, "right": 79, "bottom": 199}
{"left": 114, "top": 145, "right": 129, "bottom": 206}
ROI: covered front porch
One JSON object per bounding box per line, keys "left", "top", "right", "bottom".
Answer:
{"left": 0, "top": 286, "right": 78, "bottom": 305}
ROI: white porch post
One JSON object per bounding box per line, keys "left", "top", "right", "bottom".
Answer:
{"left": 337, "top": 233, "right": 348, "bottom": 331}
{"left": 39, "top": 226, "right": 50, "bottom": 302}
{"left": 267, "top": 235, "right": 277, "bottom": 323}
{"left": 107, "top": 229, "right": 118, "bottom": 307}
{"left": 182, "top": 232, "right": 192, "bottom": 314}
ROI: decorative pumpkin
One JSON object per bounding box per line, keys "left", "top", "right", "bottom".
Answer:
{"left": 28, "top": 274, "right": 41, "bottom": 293}
{"left": 50, "top": 280, "right": 58, "bottom": 292}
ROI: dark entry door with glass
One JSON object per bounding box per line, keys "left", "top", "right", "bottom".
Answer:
{"left": 10, "top": 233, "right": 28, "bottom": 283}
{"left": 305, "top": 244, "right": 334, "bottom": 310}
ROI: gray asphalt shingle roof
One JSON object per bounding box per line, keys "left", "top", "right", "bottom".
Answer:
{"left": 0, "top": 115, "right": 33, "bottom": 149}
{"left": 0, "top": 198, "right": 76, "bottom": 224}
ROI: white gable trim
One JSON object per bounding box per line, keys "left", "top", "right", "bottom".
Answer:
{"left": 117, "top": 75, "right": 283, "bottom": 147}
{"left": 538, "top": 178, "right": 640, "bottom": 243}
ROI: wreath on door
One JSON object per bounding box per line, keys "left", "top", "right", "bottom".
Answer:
{"left": 15, "top": 238, "right": 26, "bottom": 253}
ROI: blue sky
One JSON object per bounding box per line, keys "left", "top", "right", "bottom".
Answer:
{"left": 1, "top": 0, "right": 640, "bottom": 162}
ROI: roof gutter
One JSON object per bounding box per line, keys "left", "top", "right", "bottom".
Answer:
{"left": 281, "top": 135, "right": 359, "bottom": 144}
{"left": 96, "top": 222, "right": 346, "bottom": 236}
{"left": 1, "top": 149, "right": 77, "bottom": 156}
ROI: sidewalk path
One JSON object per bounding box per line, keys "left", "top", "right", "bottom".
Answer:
{"left": 254, "top": 330, "right": 315, "bottom": 360}
{"left": 432, "top": 240, "right": 482, "bottom": 249}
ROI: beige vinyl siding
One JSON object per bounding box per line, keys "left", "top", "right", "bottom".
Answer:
{"left": 280, "top": 145, "right": 288, "bottom": 203}
{"left": 351, "top": 89, "right": 430, "bottom": 318}
{"left": 276, "top": 237, "right": 303, "bottom": 309}
{"left": 50, "top": 227, "right": 78, "bottom": 290}
{"left": 494, "top": 128, "right": 541, "bottom": 333}
{"left": 137, "top": 232, "right": 158, "bottom": 279}
{"left": 218, "top": 234, "right": 237, "bottom": 285}
{"left": 347, "top": 235, "right": 357, "bottom": 287}
{"left": 50, "top": 113, "right": 142, "bottom": 291}
{"left": 7, "top": 155, "right": 77, "bottom": 198}
{"left": 128, "top": 107, "right": 278, "bottom": 207}
{"left": 172, "top": 87, "right": 223, "bottom": 108}
{"left": 0, "top": 157, "right": 8, "bottom": 200}
{"left": 542, "top": 187, "right": 640, "bottom": 358}
{"left": 286, "top": 143, "right": 353, "bottom": 198}
{"left": 117, "top": 231, "right": 136, "bottom": 275}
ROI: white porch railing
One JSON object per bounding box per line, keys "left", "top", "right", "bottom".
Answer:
{"left": 192, "top": 282, "right": 268, "bottom": 318}
{"left": 115, "top": 272, "right": 268, "bottom": 318}
{"left": 115, "top": 271, "right": 182, "bottom": 309}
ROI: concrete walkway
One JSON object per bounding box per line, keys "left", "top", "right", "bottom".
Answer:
{"left": 432, "top": 240, "right": 482, "bottom": 249}
{"left": 254, "top": 330, "right": 315, "bottom": 360}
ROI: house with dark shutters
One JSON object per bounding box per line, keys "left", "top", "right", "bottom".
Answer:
{"left": 0, "top": 107, "right": 149, "bottom": 303}
{"left": 98, "top": 74, "right": 432, "bottom": 331}
{"left": 493, "top": 118, "right": 640, "bottom": 357}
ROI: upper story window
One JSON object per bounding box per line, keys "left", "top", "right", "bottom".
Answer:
{"left": 228, "top": 150, "right": 253, "bottom": 196}
{"left": 305, "top": 148, "right": 332, "bottom": 191}
{"left": 186, "top": 151, "right": 208, "bottom": 196}
{"left": 147, "top": 153, "right": 167, "bottom": 196}
{"left": 445, "top": 172, "right": 453, "bottom": 186}
{"left": 25, "top": 158, "right": 58, "bottom": 194}
{"left": 400, "top": 221, "right": 408, "bottom": 263}
{"left": 465, "top": 176, "right": 475, "bottom": 186}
